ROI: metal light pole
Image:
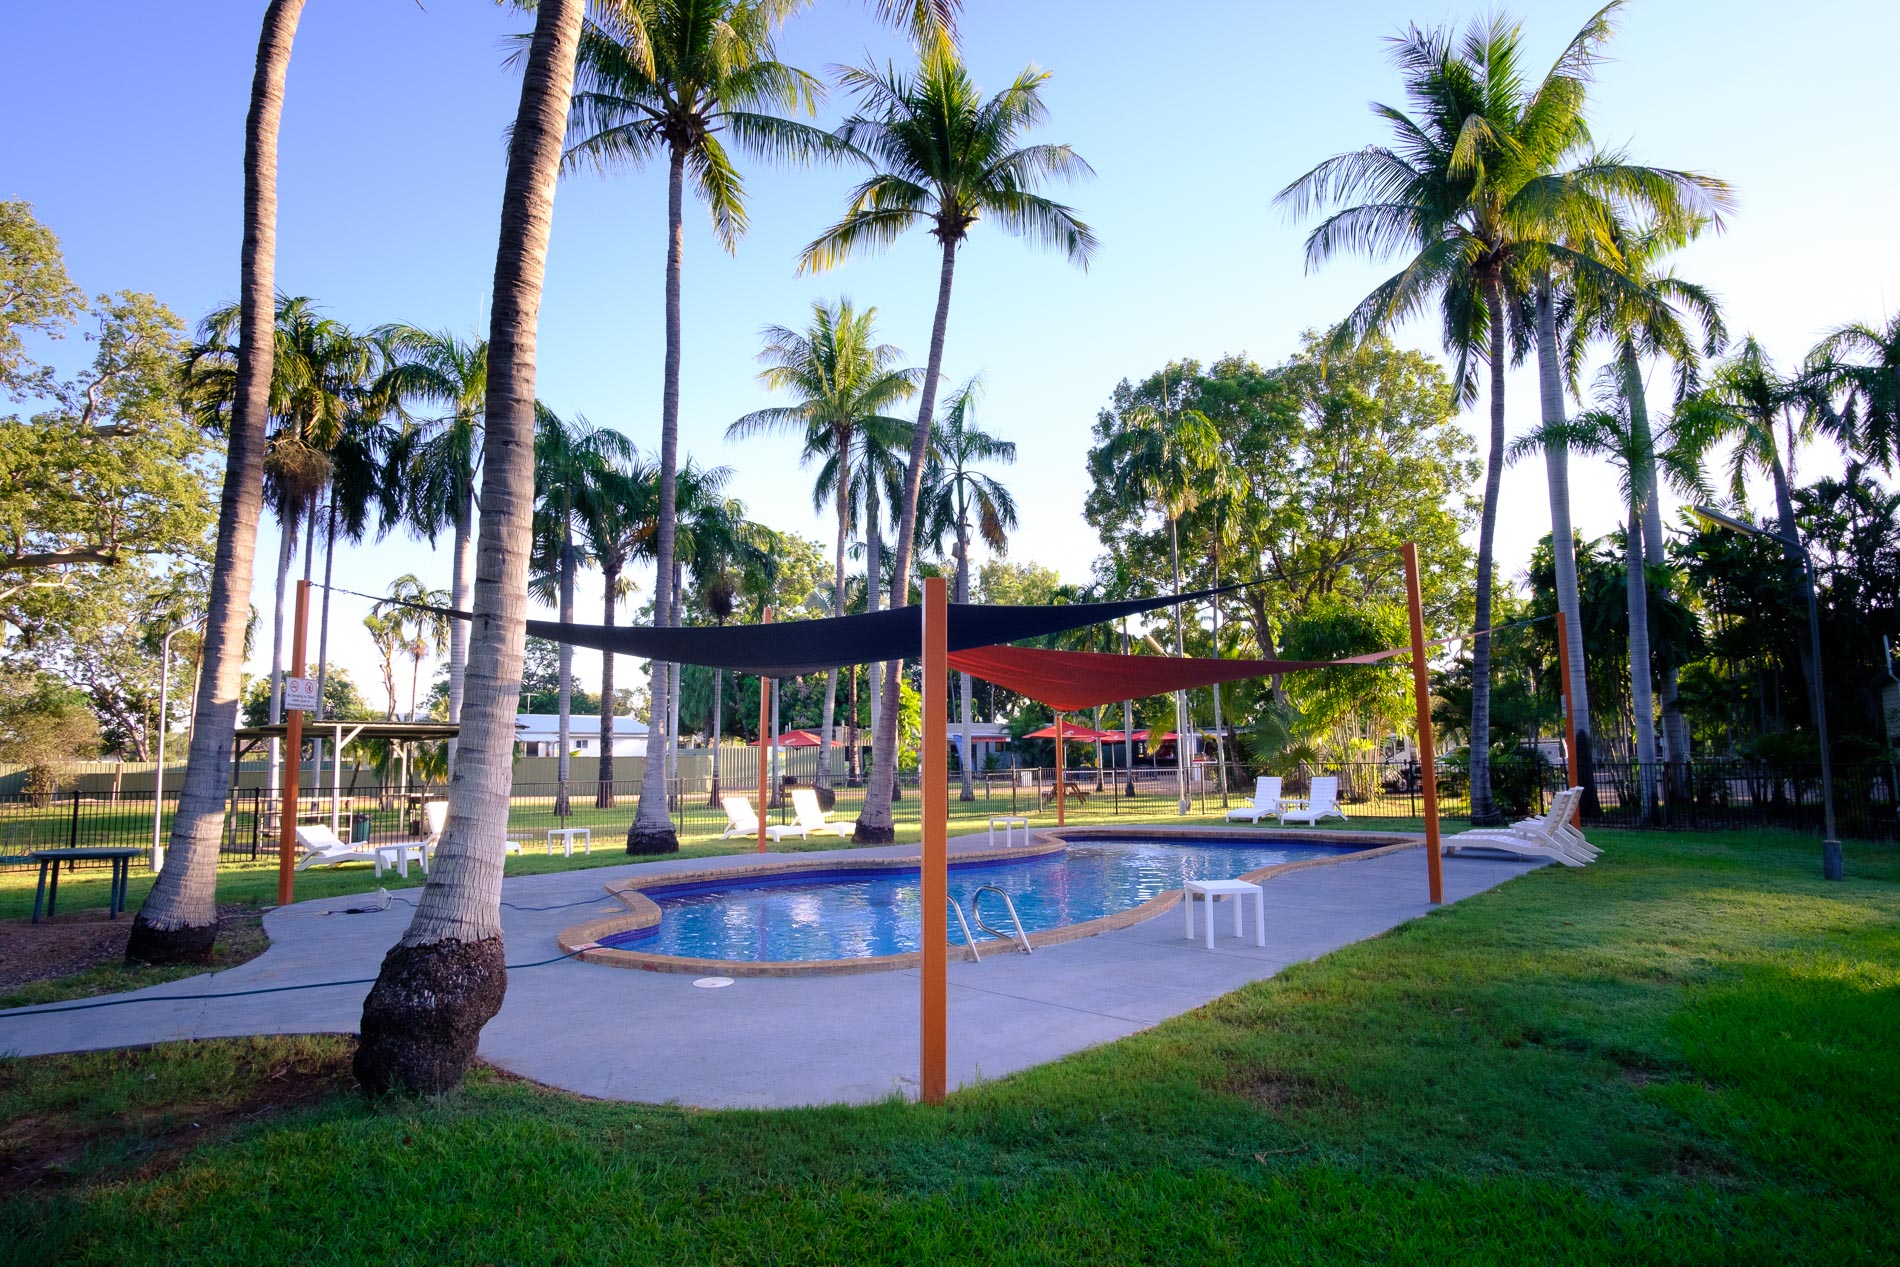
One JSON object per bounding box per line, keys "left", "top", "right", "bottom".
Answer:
{"left": 1694, "top": 505, "right": 1842, "bottom": 879}
{"left": 150, "top": 619, "right": 204, "bottom": 872}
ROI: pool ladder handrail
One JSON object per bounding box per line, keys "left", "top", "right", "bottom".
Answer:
{"left": 970, "top": 885, "right": 1032, "bottom": 954}
{"left": 949, "top": 898, "right": 981, "bottom": 962}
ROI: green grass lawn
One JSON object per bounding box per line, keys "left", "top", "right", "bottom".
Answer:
{"left": 2, "top": 827, "right": 1895, "bottom": 1264}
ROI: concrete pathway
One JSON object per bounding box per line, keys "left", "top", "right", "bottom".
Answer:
{"left": 0, "top": 838, "right": 1541, "bottom": 1107}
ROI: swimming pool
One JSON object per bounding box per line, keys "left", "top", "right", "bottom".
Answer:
{"left": 596, "top": 836, "right": 1360, "bottom": 964}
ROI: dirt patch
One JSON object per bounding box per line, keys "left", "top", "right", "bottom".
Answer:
{"left": 1232, "top": 1070, "right": 1332, "bottom": 1113}
{"left": 0, "top": 1042, "right": 356, "bottom": 1195}
{"left": 0, "top": 904, "right": 267, "bottom": 995}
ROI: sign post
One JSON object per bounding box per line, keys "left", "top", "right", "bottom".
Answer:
{"left": 278, "top": 580, "right": 310, "bottom": 906}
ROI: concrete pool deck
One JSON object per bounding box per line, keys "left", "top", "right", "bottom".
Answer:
{"left": 0, "top": 833, "right": 1542, "bottom": 1107}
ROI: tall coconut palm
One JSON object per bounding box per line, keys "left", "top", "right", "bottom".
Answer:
{"left": 1566, "top": 210, "right": 1727, "bottom": 767}
{"left": 128, "top": 0, "right": 304, "bottom": 966}
{"left": 1274, "top": 9, "right": 1656, "bottom": 820}
{"left": 375, "top": 575, "right": 450, "bottom": 723}
{"left": 532, "top": 406, "right": 631, "bottom": 816}
{"left": 355, "top": 0, "right": 587, "bottom": 1096}
{"left": 800, "top": 44, "right": 1094, "bottom": 840}
{"left": 1510, "top": 388, "right": 1708, "bottom": 816}
{"left": 1095, "top": 400, "right": 1219, "bottom": 813}
{"left": 558, "top": 0, "right": 840, "bottom": 854}
{"left": 1677, "top": 338, "right": 1848, "bottom": 721}
{"left": 667, "top": 461, "right": 753, "bottom": 786}
{"left": 921, "top": 377, "right": 1016, "bottom": 801}
{"left": 376, "top": 326, "right": 488, "bottom": 768}
{"left": 726, "top": 299, "right": 917, "bottom": 795}
{"left": 1811, "top": 313, "right": 1900, "bottom": 474}
{"left": 575, "top": 450, "right": 657, "bottom": 807}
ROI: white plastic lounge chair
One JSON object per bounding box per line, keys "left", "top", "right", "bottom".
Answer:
{"left": 1226, "top": 776, "right": 1286, "bottom": 824}
{"left": 1445, "top": 787, "right": 1591, "bottom": 866}
{"left": 1278, "top": 775, "right": 1348, "bottom": 825}
{"left": 720, "top": 795, "right": 808, "bottom": 842}
{"left": 792, "top": 788, "right": 855, "bottom": 838}
{"left": 294, "top": 823, "right": 388, "bottom": 875}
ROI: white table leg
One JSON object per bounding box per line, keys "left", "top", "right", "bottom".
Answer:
{"left": 1254, "top": 887, "right": 1265, "bottom": 947}
{"left": 988, "top": 823, "right": 995, "bottom": 848}
{"left": 1205, "top": 896, "right": 1215, "bottom": 950}
{"left": 1184, "top": 890, "right": 1195, "bottom": 940}
{"left": 1233, "top": 892, "right": 1244, "bottom": 938}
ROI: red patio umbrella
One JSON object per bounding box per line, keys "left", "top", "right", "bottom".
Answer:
{"left": 1021, "top": 720, "right": 1114, "bottom": 741}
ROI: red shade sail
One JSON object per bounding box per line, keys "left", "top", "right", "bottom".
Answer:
{"left": 750, "top": 729, "right": 837, "bottom": 747}
{"left": 947, "top": 643, "right": 1412, "bottom": 713}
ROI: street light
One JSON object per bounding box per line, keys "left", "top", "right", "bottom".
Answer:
{"left": 1693, "top": 505, "right": 1842, "bottom": 880}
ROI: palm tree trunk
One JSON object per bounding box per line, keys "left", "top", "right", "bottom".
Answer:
{"left": 1623, "top": 349, "right": 1690, "bottom": 777}
{"left": 846, "top": 663, "right": 860, "bottom": 784}
{"left": 857, "top": 236, "right": 958, "bottom": 841}
{"left": 707, "top": 665, "right": 724, "bottom": 807}
{"left": 628, "top": 144, "right": 687, "bottom": 853}
{"left": 1121, "top": 622, "right": 1137, "bottom": 797}
{"left": 1625, "top": 511, "right": 1659, "bottom": 820}
{"left": 596, "top": 560, "right": 618, "bottom": 808}
{"left": 446, "top": 480, "right": 475, "bottom": 772}
{"left": 554, "top": 531, "right": 574, "bottom": 816}
{"left": 955, "top": 524, "right": 975, "bottom": 801}
{"left": 354, "top": 0, "right": 583, "bottom": 1096}
{"left": 668, "top": 560, "right": 683, "bottom": 790}
{"left": 864, "top": 497, "right": 883, "bottom": 759}
{"left": 1536, "top": 278, "right": 1594, "bottom": 814}
{"left": 128, "top": 0, "right": 302, "bottom": 966}
{"left": 266, "top": 510, "right": 296, "bottom": 725}
{"left": 1468, "top": 277, "right": 1509, "bottom": 825}
{"left": 818, "top": 466, "right": 847, "bottom": 798}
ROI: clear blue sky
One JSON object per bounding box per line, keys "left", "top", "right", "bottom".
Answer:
{"left": 5, "top": 1, "right": 1896, "bottom": 703}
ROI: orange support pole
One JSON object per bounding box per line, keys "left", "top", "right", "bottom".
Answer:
{"left": 277, "top": 579, "right": 310, "bottom": 906}
{"left": 1555, "top": 609, "right": 1581, "bottom": 824}
{"left": 1401, "top": 544, "right": 1444, "bottom": 905}
{"left": 1055, "top": 713, "right": 1067, "bottom": 827}
{"left": 920, "top": 576, "right": 949, "bottom": 1104}
{"left": 757, "top": 608, "right": 772, "bottom": 853}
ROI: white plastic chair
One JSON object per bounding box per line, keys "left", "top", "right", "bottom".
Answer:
{"left": 791, "top": 788, "right": 854, "bottom": 838}
{"left": 1278, "top": 775, "right": 1348, "bottom": 825}
{"left": 294, "top": 823, "right": 387, "bottom": 875}
{"left": 1225, "top": 776, "right": 1286, "bottom": 824}
{"left": 1446, "top": 786, "right": 1591, "bottom": 866}
{"left": 720, "top": 795, "right": 808, "bottom": 842}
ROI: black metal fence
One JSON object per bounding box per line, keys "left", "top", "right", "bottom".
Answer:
{"left": 4, "top": 756, "right": 1892, "bottom": 876}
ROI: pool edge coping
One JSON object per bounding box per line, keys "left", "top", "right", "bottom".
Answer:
{"left": 559, "top": 825, "right": 1424, "bottom": 977}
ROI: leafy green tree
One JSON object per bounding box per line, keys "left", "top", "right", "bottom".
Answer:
{"left": 0, "top": 200, "right": 86, "bottom": 398}
{"left": 559, "top": 0, "right": 839, "bottom": 854}
{"left": 727, "top": 298, "right": 915, "bottom": 792}
{"left": 801, "top": 42, "right": 1093, "bottom": 840}
{"left": 1812, "top": 313, "right": 1900, "bottom": 474}
{"left": 0, "top": 669, "right": 100, "bottom": 804}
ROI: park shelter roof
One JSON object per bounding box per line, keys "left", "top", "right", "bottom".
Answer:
{"left": 233, "top": 721, "right": 459, "bottom": 744}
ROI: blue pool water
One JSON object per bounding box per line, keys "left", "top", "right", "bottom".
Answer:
{"left": 599, "top": 837, "right": 1354, "bottom": 963}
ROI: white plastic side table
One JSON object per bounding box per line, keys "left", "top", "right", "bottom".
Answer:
{"left": 1183, "top": 878, "right": 1266, "bottom": 949}
{"left": 988, "top": 816, "right": 1030, "bottom": 848}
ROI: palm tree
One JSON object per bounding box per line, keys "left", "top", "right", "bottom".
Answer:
{"left": 354, "top": 0, "right": 586, "bottom": 1096}
{"left": 376, "top": 326, "right": 488, "bottom": 768}
{"left": 129, "top": 0, "right": 304, "bottom": 966}
{"left": 1093, "top": 397, "right": 1219, "bottom": 813}
{"left": 1511, "top": 388, "right": 1708, "bottom": 816}
{"left": 668, "top": 462, "right": 754, "bottom": 789}
{"left": 363, "top": 609, "right": 405, "bottom": 720}
{"left": 1677, "top": 338, "right": 1849, "bottom": 721}
{"left": 1811, "top": 313, "right": 1900, "bottom": 474}
{"left": 921, "top": 377, "right": 1016, "bottom": 801}
{"left": 1567, "top": 210, "right": 1726, "bottom": 767}
{"left": 801, "top": 44, "right": 1094, "bottom": 840}
{"left": 557, "top": 0, "right": 840, "bottom": 853}
{"left": 1274, "top": 9, "right": 1676, "bottom": 821}
{"left": 532, "top": 406, "right": 631, "bottom": 817}
{"left": 376, "top": 575, "right": 449, "bottom": 723}
{"left": 575, "top": 450, "right": 657, "bottom": 807}
{"left": 726, "top": 299, "right": 916, "bottom": 796}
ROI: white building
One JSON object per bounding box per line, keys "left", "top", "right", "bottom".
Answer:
{"left": 515, "top": 713, "right": 647, "bottom": 758}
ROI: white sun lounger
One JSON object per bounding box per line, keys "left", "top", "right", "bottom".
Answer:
{"left": 792, "top": 788, "right": 855, "bottom": 838}
{"left": 720, "top": 795, "right": 808, "bottom": 842}
{"left": 1226, "top": 776, "right": 1286, "bottom": 824}
{"left": 294, "top": 823, "right": 389, "bottom": 875}
{"left": 1445, "top": 787, "right": 1592, "bottom": 866}
{"left": 1278, "top": 775, "right": 1348, "bottom": 825}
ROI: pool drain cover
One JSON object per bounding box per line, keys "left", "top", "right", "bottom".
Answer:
{"left": 693, "top": 976, "right": 735, "bottom": 989}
